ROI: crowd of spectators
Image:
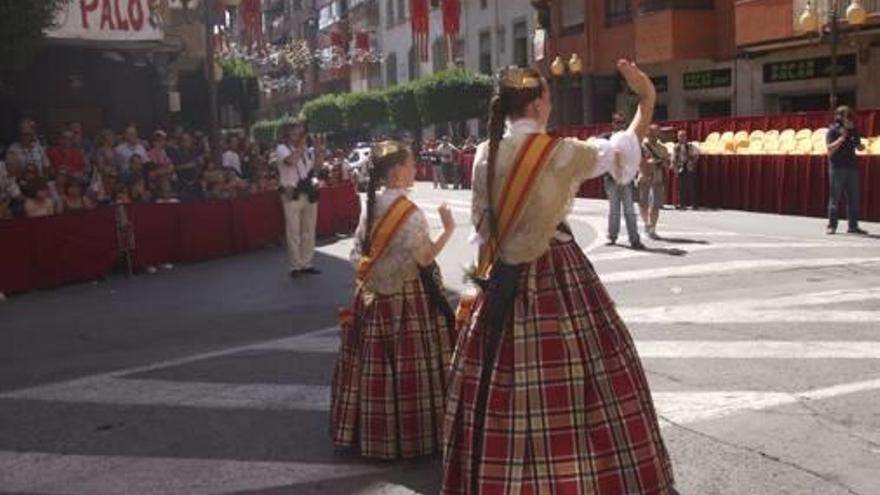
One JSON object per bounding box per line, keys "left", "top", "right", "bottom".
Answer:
{"left": 0, "top": 118, "right": 356, "bottom": 221}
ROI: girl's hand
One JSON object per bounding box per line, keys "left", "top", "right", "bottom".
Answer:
{"left": 617, "top": 60, "right": 656, "bottom": 100}
{"left": 439, "top": 203, "right": 455, "bottom": 232}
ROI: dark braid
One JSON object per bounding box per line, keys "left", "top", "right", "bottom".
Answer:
{"left": 362, "top": 147, "right": 411, "bottom": 253}
{"left": 485, "top": 94, "right": 507, "bottom": 242}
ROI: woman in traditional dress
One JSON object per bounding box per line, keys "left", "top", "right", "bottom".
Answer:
{"left": 442, "top": 61, "right": 677, "bottom": 494}
{"left": 331, "top": 140, "right": 457, "bottom": 460}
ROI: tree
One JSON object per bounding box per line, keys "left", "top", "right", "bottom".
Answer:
{"left": 385, "top": 85, "right": 421, "bottom": 134}
{"left": 301, "top": 93, "right": 345, "bottom": 134}
{"left": 413, "top": 68, "right": 492, "bottom": 131}
{"left": 0, "top": 0, "right": 65, "bottom": 70}
{"left": 340, "top": 91, "right": 388, "bottom": 134}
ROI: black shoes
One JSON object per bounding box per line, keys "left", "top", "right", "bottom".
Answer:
{"left": 302, "top": 267, "right": 322, "bottom": 275}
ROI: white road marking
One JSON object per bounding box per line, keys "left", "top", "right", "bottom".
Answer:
{"left": 0, "top": 451, "right": 384, "bottom": 495}
{"left": 601, "top": 257, "right": 880, "bottom": 284}
{"left": 588, "top": 242, "right": 876, "bottom": 262}
{"left": 655, "top": 378, "right": 880, "bottom": 424}
{"left": 636, "top": 341, "right": 880, "bottom": 359}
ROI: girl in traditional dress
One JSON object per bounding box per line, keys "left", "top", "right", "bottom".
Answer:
{"left": 442, "top": 61, "right": 678, "bottom": 494}
{"left": 331, "top": 140, "right": 457, "bottom": 460}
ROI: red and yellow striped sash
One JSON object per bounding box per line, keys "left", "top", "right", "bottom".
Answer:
{"left": 476, "top": 133, "right": 559, "bottom": 276}
{"left": 356, "top": 196, "right": 418, "bottom": 282}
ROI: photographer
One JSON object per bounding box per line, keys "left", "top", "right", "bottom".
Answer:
{"left": 277, "top": 122, "right": 325, "bottom": 277}
{"left": 826, "top": 106, "right": 868, "bottom": 235}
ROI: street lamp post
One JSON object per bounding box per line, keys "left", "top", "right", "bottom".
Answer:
{"left": 799, "top": 0, "right": 867, "bottom": 110}
{"left": 549, "top": 53, "right": 583, "bottom": 127}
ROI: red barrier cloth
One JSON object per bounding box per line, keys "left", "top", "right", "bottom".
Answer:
{"left": 177, "top": 201, "right": 234, "bottom": 262}
{"left": 680, "top": 155, "right": 879, "bottom": 221}
{"left": 458, "top": 152, "right": 474, "bottom": 189}
{"left": 317, "top": 181, "right": 361, "bottom": 238}
{"left": 129, "top": 203, "right": 180, "bottom": 269}
{"left": 231, "top": 192, "right": 283, "bottom": 252}
{"left": 0, "top": 207, "right": 118, "bottom": 293}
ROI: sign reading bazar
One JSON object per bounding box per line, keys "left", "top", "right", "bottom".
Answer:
{"left": 683, "top": 69, "right": 732, "bottom": 91}
{"left": 47, "top": 0, "right": 164, "bottom": 42}
{"left": 763, "top": 55, "right": 857, "bottom": 84}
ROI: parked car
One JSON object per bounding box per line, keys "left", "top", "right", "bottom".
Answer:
{"left": 348, "top": 146, "right": 372, "bottom": 191}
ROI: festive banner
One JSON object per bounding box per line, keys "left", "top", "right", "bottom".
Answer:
{"left": 442, "top": 0, "right": 460, "bottom": 39}
{"left": 47, "top": 0, "right": 165, "bottom": 42}
{"left": 240, "top": 0, "right": 264, "bottom": 53}
{"left": 410, "top": 0, "right": 429, "bottom": 62}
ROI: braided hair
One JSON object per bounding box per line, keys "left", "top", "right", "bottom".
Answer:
{"left": 484, "top": 68, "right": 545, "bottom": 244}
{"left": 363, "top": 143, "right": 412, "bottom": 253}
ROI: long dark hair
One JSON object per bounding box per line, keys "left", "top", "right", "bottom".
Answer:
{"left": 363, "top": 143, "right": 411, "bottom": 253}
{"left": 485, "top": 68, "right": 545, "bottom": 242}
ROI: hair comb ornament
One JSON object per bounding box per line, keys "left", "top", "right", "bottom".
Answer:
{"left": 497, "top": 66, "right": 542, "bottom": 90}
{"left": 372, "top": 140, "right": 406, "bottom": 159}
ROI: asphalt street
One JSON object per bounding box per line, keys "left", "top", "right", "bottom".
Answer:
{"left": 1, "top": 182, "right": 879, "bottom": 495}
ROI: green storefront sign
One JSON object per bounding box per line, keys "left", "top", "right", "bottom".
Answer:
{"left": 683, "top": 69, "right": 732, "bottom": 91}
{"left": 763, "top": 55, "right": 857, "bottom": 83}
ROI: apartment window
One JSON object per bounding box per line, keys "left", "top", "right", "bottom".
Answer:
{"left": 408, "top": 46, "right": 421, "bottom": 81}
{"left": 386, "top": 0, "right": 395, "bottom": 26}
{"left": 319, "top": 2, "right": 343, "bottom": 29}
{"left": 398, "top": 0, "right": 407, "bottom": 21}
{"left": 481, "top": 0, "right": 488, "bottom": 9}
{"left": 606, "top": 0, "right": 632, "bottom": 26}
{"left": 293, "top": 0, "right": 303, "bottom": 10}
{"left": 496, "top": 26, "right": 506, "bottom": 56}
{"left": 513, "top": 20, "right": 528, "bottom": 68}
{"left": 386, "top": 52, "right": 398, "bottom": 86}
{"left": 561, "top": 0, "right": 585, "bottom": 34}
{"left": 479, "top": 30, "right": 492, "bottom": 75}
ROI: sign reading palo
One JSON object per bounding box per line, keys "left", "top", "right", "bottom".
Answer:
{"left": 48, "top": 0, "right": 164, "bottom": 41}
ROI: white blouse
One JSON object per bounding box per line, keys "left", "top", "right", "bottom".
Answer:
{"left": 471, "top": 118, "right": 641, "bottom": 265}
{"left": 351, "top": 188, "right": 432, "bottom": 295}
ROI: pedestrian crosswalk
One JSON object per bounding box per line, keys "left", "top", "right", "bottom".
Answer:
{"left": 1, "top": 189, "right": 878, "bottom": 494}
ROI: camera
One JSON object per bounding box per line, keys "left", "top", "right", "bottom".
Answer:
{"left": 292, "top": 174, "right": 320, "bottom": 203}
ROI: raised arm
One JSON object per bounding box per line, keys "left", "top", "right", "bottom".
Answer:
{"left": 618, "top": 60, "right": 656, "bottom": 141}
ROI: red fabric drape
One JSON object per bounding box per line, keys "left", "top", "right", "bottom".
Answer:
{"left": 0, "top": 186, "right": 361, "bottom": 294}
{"left": 0, "top": 207, "right": 118, "bottom": 294}
{"left": 411, "top": 0, "right": 429, "bottom": 61}
{"left": 442, "top": 0, "right": 461, "bottom": 39}
{"left": 355, "top": 31, "right": 370, "bottom": 52}
{"left": 240, "top": 0, "right": 264, "bottom": 52}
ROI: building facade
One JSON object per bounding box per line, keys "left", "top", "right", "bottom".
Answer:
{"left": 541, "top": 0, "right": 880, "bottom": 124}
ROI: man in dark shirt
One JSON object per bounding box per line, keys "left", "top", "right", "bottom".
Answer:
{"left": 825, "top": 106, "right": 868, "bottom": 235}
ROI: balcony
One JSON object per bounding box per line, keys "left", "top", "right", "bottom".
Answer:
{"left": 639, "top": 0, "right": 714, "bottom": 15}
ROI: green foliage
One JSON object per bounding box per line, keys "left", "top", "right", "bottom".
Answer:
{"left": 219, "top": 58, "right": 256, "bottom": 79}
{"left": 301, "top": 93, "right": 345, "bottom": 134}
{"left": 251, "top": 115, "right": 299, "bottom": 143}
{"left": 339, "top": 91, "right": 388, "bottom": 132}
{"left": 261, "top": 68, "right": 491, "bottom": 139}
{"left": 0, "top": 0, "right": 65, "bottom": 69}
{"left": 385, "top": 84, "right": 421, "bottom": 132}
{"left": 413, "top": 68, "right": 493, "bottom": 127}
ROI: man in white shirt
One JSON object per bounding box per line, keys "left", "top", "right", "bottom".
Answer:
{"left": 276, "top": 122, "right": 324, "bottom": 277}
{"left": 222, "top": 135, "right": 243, "bottom": 177}
{"left": 114, "top": 124, "right": 149, "bottom": 175}
{"left": 671, "top": 129, "right": 700, "bottom": 209}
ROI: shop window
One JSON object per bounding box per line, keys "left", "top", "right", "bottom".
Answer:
{"left": 398, "top": 0, "right": 407, "bottom": 21}
{"left": 779, "top": 93, "right": 855, "bottom": 113}
{"left": 698, "top": 100, "right": 731, "bottom": 118}
{"left": 432, "top": 37, "right": 447, "bottom": 72}
{"left": 408, "top": 46, "right": 421, "bottom": 81}
{"left": 497, "top": 26, "right": 506, "bottom": 56}
{"left": 655, "top": 104, "right": 668, "bottom": 122}
{"left": 386, "top": 0, "right": 395, "bottom": 26}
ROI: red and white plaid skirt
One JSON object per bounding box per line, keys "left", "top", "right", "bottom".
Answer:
{"left": 331, "top": 276, "right": 454, "bottom": 460}
{"left": 442, "top": 240, "right": 675, "bottom": 494}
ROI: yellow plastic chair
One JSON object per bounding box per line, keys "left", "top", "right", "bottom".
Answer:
{"left": 720, "top": 131, "right": 735, "bottom": 143}
{"left": 780, "top": 129, "right": 796, "bottom": 143}
{"left": 795, "top": 139, "right": 813, "bottom": 154}
{"left": 734, "top": 130, "right": 749, "bottom": 142}
{"left": 749, "top": 130, "right": 766, "bottom": 141}
{"left": 812, "top": 141, "right": 828, "bottom": 155}
{"left": 705, "top": 132, "right": 721, "bottom": 144}
{"left": 779, "top": 139, "right": 797, "bottom": 154}
{"left": 763, "top": 139, "right": 780, "bottom": 153}
{"left": 812, "top": 128, "right": 828, "bottom": 143}
{"left": 795, "top": 128, "right": 813, "bottom": 141}
{"left": 764, "top": 130, "right": 780, "bottom": 141}
{"left": 869, "top": 138, "right": 880, "bottom": 155}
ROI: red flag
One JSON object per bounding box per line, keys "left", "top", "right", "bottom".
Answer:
{"left": 442, "top": 0, "right": 460, "bottom": 38}
{"left": 356, "top": 31, "right": 370, "bottom": 52}
{"left": 410, "top": 0, "right": 429, "bottom": 62}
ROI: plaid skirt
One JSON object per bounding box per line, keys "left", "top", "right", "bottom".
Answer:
{"left": 330, "top": 274, "right": 454, "bottom": 460}
{"left": 442, "top": 240, "right": 675, "bottom": 494}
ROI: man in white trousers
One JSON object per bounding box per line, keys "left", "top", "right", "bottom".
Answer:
{"left": 276, "top": 122, "right": 324, "bottom": 277}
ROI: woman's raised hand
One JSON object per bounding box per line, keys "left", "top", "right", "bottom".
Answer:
{"left": 617, "top": 60, "right": 655, "bottom": 100}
